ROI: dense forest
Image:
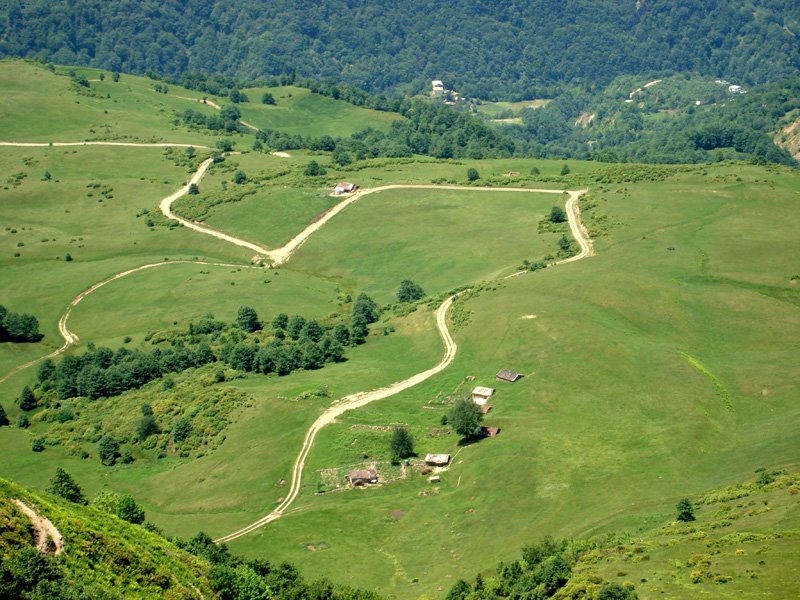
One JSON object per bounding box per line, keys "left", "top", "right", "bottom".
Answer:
{"left": 1, "top": 1, "right": 798, "bottom": 100}
{"left": 505, "top": 78, "right": 800, "bottom": 165}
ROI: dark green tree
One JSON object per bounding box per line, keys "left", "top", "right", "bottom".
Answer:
{"left": 287, "top": 315, "right": 306, "bottom": 340}
{"left": 46, "top": 467, "right": 87, "bottom": 504}
{"left": 236, "top": 306, "right": 261, "bottom": 332}
{"left": 173, "top": 416, "right": 193, "bottom": 442}
{"left": 261, "top": 92, "right": 276, "bottom": 105}
{"left": 350, "top": 314, "right": 369, "bottom": 345}
{"left": 31, "top": 438, "right": 45, "bottom": 452}
{"left": 676, "top": 498, "right": 695, "bottom": 522}
{"left": 530, "top": 166, "right": 540, "bottom": 175}
{"left": 18, "top": 386, "right": 36, "bottom": 411}
{"left": 304, "top": 160, "right": 326, "bottom": 176}
{"left": 116, "top": 494, "right": 145, "bottom": 524}
{"left": 352, "top": 293, "right": 379, "bottom": 323}
{"left": 594, "top": 583, "right": 639, "bottom": 599}
{"left": 188, "top": 183, "right": 200, "bottom": 195}
{"left": 332, "top": 148, "right": 352, "bottom": 166}
{"left": 389, "top": 426, "right": 414, "bottom": 463}
{"left": 300, "top": 342, "right": 325, "bottom": 370}
{"left": 448, "top": 397, "right": 482, "bottom": 439}
{"left": 272, "top": 313, "right": 289, "bottom": 330}
{"left": 0, "top": 404, "right": 7, "bottom": 427}
{"left": 397, "top": 279, "right": 425, "bottom": 303}
{"left": 98, "top": 434, "right": 120, "bottom": 466}
{"left": 549, "top": 206, "right": 567, "bottom": 223}
{"left": 467, "top": 167, "right": 480, "bottom": 181}
{"left": 232, "top": 170, "right": 247, "bottom": 184}
{"left": 136, "top": 414, "right": 160, "bottom": 441}
{"left": 16, "top": 413, "right": 29, "bottom": 428}
{"left": 560, "top": 164, "right": 571, "bottom": 176}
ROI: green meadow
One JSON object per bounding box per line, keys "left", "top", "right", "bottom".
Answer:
{"left": 0, "top": 59, "right": 798, "bottom": 599}
{"left": 290, "top": 187, "right": 567, "bottom": 302}
{"left": 239, "top": 85, "right": 400, "bottom": 137}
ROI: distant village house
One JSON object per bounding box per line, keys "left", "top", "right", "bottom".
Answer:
{"left": 431, "top": 80, "right": 445, "bottom": 96}
{"left": 346, "top": 468, "right": 378, "bottom": 486}
{"left": 480, "top": 426, "right": 501, "bottom": 438}
{"left": 471, "top": 386, "right": 495, "bottom": 405}
{"left": 496, "top": 369, "right": 522, "bottom": 383}
{"left": 333, "top": 182, "right": 358, "bottom": 195}
{"left": 425, "top": 453, "right": 450, "bottom": 466}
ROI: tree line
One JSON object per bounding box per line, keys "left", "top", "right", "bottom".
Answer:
{"left": 0, "top": 305, "right": 42, "bottom": 343}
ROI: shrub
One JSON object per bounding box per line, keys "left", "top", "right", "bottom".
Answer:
{"left": 31, "top": 438, "right": 46, "bottom": 452}
{"left": 677, "top": 498, "right": 696, "bottom": 522}
{"left": 397, "top": 279, "right": 425, "bottom": 303}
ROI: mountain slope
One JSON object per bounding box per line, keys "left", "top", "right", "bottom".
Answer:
{"left": 1, "top": 1, "right": 798, "bottom": 99}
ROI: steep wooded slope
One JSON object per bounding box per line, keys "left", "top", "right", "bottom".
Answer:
{"left": 1, "top": 0, "right": 798, "bottom": 99}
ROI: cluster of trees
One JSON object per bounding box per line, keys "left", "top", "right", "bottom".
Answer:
{"left": 0, "top": 305, "right": 42, "bottom": 342}
{"left": 178, "top": 531, "right": 381, "bottom": 600}
{"left": 30, "top": 342, "right": 217, "bottom": 404}
{"left": 447, "top": 536, "right": 638, "bottom": 600}
{"left": 181, "top": 105, "right": 244, "bottom": 133}
{"left": 2, "top": 1, "right": 796, "bottom": 100}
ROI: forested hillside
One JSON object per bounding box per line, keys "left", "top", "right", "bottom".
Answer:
{"left": 1, "top": 0, "right": 798, "bottom": 100}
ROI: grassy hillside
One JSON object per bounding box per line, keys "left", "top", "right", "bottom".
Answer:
{"left": 0, "top": 477, "right": 214, "bottom": 597}
{"left": 238, "top": 85, "right": 399, "bottom": 137}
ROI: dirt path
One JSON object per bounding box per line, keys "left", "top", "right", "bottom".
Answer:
{"left": 0, "top": 142, "right": 593, "bottom": 543}
{"left": 174, "top": 95, "right": 258, "bottom": 131}
{"left": 158, "top": 158, "right": 273, "bottom": 257}
{"left": 12, "top": 499, "right": 64, "bottom": 555}
{"left": 0, "top": 141, "right": 210, "bottom": 149}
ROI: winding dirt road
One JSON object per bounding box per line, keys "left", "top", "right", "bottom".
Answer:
{"left": 215, "top": 292, "right": 463, "bottom": 543}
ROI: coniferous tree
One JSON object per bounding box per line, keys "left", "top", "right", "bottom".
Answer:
{"left": 17, "top": 386, "right": 36, "bottom": 411}
{"left": 46, "top": 467, "right": 87, "bottom": 504}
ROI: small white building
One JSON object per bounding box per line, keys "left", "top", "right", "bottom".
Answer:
{"left": 333, "top": 182, "right": 357, "bottom": 195}
{"left": 431, "top": 80, "right": 445, "bottom": 96}
{"left": 425, "top": 453, "right": 450, "bottom": 466}
{"left": 471, "top": 386, "right": 495, "bottom": 405}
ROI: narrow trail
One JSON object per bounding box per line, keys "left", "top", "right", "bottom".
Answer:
{"left": 12, "top": 499, "right": 64, "bottom": 555}
{"left": 159, "top": 158, "right": 273, "bottom": 258}
{"left": 174, "top": 95, "right": 258, "bottom": 131}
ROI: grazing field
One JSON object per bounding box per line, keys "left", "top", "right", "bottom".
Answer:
{"left": 170, "top": 151, "right": 340, "bottom": 250}
{"left": 0, "top": 60, "right": 224, "bottom": 144}
{"left": 290, "top": 187, "right": 569, "bottom": 302}
{"left": 239, "top": 85, "right": 401, "bottom": 137}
